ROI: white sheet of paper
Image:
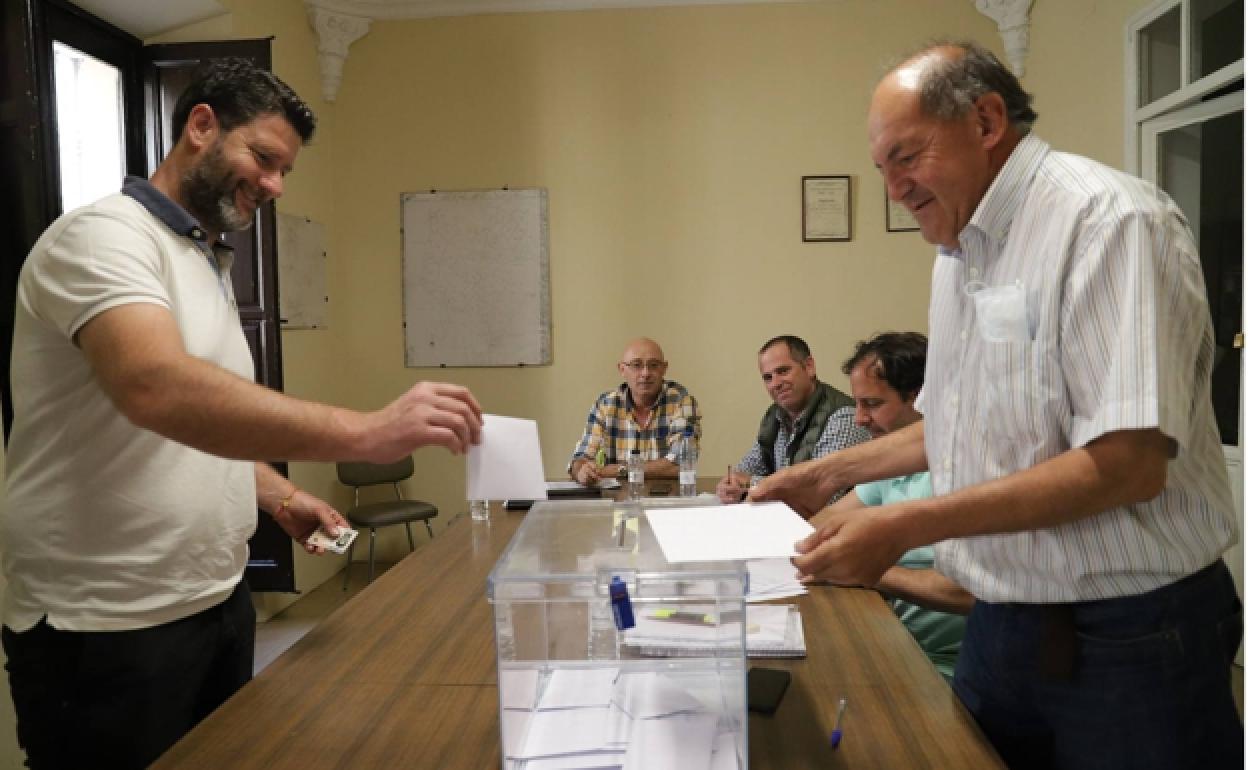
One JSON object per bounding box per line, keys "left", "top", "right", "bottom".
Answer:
{"left": 502, "top": 708, "right": 534, "bottom": 758}
{"left": 621, "top": 712, "right": 717, "bottom": 770}
{"left": 538, "top": 668, "right": 620, "bottom": 710}
{"left": 645, "top": 502, "right": 814, "bottom": 562}
{"left": 612, "top": 672, "right": 704, "bottom": 719}
{"left": 522, "top": 751, "right": 626, "bottom": 770}
{"left": 467, "top": 414, "right": 548, "bottom": 501}
{"left": 500, "top": 668, "right": 541, "bottom": 710}
{"left": 709, "top": 732, "right": 741, "bottom": 770}
{"left": 513, "top": 707, "right": 612, "bottom": 759}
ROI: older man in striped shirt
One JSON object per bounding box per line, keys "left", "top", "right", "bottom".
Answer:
{"left": 754, "top": 41, "right": 1241, "bottom": 769}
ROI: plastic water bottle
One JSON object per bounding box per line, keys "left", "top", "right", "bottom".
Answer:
{"left": 627, "top": 449, "right": 645, "bottom": 500}
{"left": 677, "top": 426, "right": 697, "bottom": 497}
{"left": 470, "top": 499, "right": 489, "bottom": 522}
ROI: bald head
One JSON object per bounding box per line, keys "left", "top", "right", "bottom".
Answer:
{"left": 618, "top": 338, "right": 668, "bottom": 407}
{"left": 868, "top": 42, "right": 1026, "bottom": 250}
{"left": 880, "top": 41, "right": 1036, "bottom": 131}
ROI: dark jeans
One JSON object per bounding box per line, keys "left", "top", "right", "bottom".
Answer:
{"left": 953, "top": 560, "right": 1243, "bottom": 770}
{"left": 3, "top": 582, "right": 254, "bottom": 770}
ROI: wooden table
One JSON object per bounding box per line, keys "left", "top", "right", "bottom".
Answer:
{"left": 156, "top": 486, "right": 1002, "bottom": 769}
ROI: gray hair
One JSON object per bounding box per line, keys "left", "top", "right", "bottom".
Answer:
{"left": 898, "top": 40, "right": 1038, "bottom": 135}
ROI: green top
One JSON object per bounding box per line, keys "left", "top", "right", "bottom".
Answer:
{"left": 855, "top": 472, "right": 966, "bottom": 679}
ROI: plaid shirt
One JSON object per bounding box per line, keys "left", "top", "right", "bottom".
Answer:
{"left": 568, "top": 380, "right": 701, "bottom": 469}
{"left": 736, "top": 406, "right": 870, "bottom": 500}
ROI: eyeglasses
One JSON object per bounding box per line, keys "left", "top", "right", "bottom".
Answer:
{"left": 622, "top": 359, "right": 666, "bottom": 372}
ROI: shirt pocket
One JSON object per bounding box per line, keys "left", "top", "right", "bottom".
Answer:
{"left": 975, "top": 338, "right": 1043, "bottom": 448}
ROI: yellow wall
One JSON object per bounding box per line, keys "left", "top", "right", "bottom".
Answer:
{"left": 157, "top": 0, "right": 1157, "bottom": 582}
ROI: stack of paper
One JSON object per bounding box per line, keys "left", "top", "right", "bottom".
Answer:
{"left": 746, "top": 558, "right": 806, "bottom": 603}
{"left": 501, "top": 668, "right": 742, "bottom": 770}
{"left": 621, "top": 604, "right": 806, "bottom": 659}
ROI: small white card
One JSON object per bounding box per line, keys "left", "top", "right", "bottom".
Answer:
{"left": 466, "top": 414, "right": 548, "bottom": 501}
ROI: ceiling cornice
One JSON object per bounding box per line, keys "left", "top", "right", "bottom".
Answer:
{"left": 303, "top": 0, "right": 804, "bottom": 101}
{"left": 302, "top": 0, "right": 1036, "bottom": 103}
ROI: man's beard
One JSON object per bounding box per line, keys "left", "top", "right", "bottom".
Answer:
{"left": 181, "top": 140, "right": 257, "bottom": 234}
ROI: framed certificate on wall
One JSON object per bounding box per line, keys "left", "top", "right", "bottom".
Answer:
{"left": 802, "top": 175, "right": 851, "bottom": 242}
{"left": 886, "top": 196, "right": 920, "bottom": 232}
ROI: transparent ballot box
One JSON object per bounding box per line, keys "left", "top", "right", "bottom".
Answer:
{"left": 487, "top": 498, "right": 748, "bottom": 770}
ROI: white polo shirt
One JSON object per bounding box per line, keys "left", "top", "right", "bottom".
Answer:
{"left": 4, "top": 179, "right": 257, "bottom": 632}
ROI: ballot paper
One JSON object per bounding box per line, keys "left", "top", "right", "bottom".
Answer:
{"left": 709, "top": 732, "right": 742, "bottom": 770}
{"left": 509, "top": 707, "right": 613, "bottom": 760}
{"left": 645, "top": 502, "right": 814, "bottom": 563}
{"left": 622, "top": 712, "right": 717, "bottom": 770}
{"left": 746, "top": 558, "right": 807, "bottom": 603}
{"left": 612, "top": 672, "right": 704, "bottom": 719}
{"left": 500, "top": 669, "right": 540, "bottom": 710}
{"left": 538, "top": 668, "right": 620, "bottom": 710}
{"left": 466, "top": 414, "right": 548, "bottom": 501}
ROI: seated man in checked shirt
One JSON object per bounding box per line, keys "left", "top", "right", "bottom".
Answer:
{"left": 568, "top": 337, "right": 701, "bottom": 485}
{"left": 716, "top": 335, "right": 870, "bottom": 505}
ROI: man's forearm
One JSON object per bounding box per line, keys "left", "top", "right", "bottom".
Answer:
{"left": 876, "top": 567, "right": 975, "bottom": 615}
{"left": 820, "top": 420, "right": 928, "bottom": 490}
{"left": 255, "top": 463, "right": 298, "bottom": 515}
{"left": 112, "top": 351, "right": 369, "bottom": 462}
{"left": 645, "top": 459, "right": 679, "bottom": 478}
{"left": 884, "top": 428, "right": 1171, "bottom": 553}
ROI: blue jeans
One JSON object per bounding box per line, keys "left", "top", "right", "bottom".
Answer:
{"left": 954, "top": 560, "right": 1243, "bottom": 770}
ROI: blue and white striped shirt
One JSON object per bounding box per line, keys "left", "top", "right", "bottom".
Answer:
{"left": 919, "top": 134, "right": 1237, "bottom": 603}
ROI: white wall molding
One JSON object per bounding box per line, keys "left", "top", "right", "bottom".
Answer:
{"left": 306, "top": 4, "right": 371, "bottom": 102}
{"left": 974, "top": 0, "right": 1034, "bottom": 77}
{"left": 303, "top": 0, "right": 803, "bottom": 100}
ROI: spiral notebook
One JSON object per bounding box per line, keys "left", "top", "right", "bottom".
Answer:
{"left": 621, "top": 603, "right": 806, "bottom": 659}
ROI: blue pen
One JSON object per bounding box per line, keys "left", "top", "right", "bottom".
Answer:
{"left": 829, "top": 697, "right": 848, "bottom": 748}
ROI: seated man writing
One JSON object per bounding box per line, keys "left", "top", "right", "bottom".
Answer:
{"left": 811, "top": 331, "right": 973, "bottom": 680}
{"left": 568, "top": 337, "right": 701, "bottom": 485}
{"left": 716, "top": 335, "right": 869, "bottom": 504}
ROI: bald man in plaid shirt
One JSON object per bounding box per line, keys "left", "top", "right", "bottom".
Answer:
{"left": 569, "top": 337, "right": 701, "bottom": 485}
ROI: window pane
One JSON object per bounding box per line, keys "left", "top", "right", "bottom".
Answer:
{"left": 53, "top": 41, "right": 125, "bottom": 213}
{"left": 1138, "top": 6, "right": 1182, "bottom": 107}
{"left": 1191, "top": 0, "right": 1243, "bottom": 80}
{"left": 1158, "top": 110, "right": 1243, "bottom": 445}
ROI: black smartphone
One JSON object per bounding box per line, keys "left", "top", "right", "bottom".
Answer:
{"left": 747, "top": 666, "right": 791, "bottom": 715}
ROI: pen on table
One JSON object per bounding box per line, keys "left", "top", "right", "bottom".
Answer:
{"left": 829, "top": 697, "right": 848, "bottom": 748}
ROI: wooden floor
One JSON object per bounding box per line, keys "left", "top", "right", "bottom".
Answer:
{"left": 253, "top": 562, "right": 387, "bottom": 674}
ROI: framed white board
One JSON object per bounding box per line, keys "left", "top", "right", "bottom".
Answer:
{"left": 400, "top": 188, "right": 551, "bottom": 367}
{"left": 276, "top": 213, "right": 329, "bottom": 329}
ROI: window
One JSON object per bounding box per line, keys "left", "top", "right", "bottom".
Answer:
{"left": 52, "top": 40, "right": 126, "bottom": 212}
{"left": 1127, "top": 0, "right": 1244, "bottom": 449}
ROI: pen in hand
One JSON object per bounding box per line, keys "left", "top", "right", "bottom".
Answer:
{"left": 829, "top": 697, "right": 848, "bottom": 748}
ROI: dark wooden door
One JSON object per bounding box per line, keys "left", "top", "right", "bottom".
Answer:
{"left": 143, "top": 39, "right": 295, "bottom": 592}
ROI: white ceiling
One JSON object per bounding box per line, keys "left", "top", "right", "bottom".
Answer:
{"left": 72, "top": 0, "right": 227, "bottom": 39}
{"left": 74, "top": 0, "right": 804, "bottom": 39}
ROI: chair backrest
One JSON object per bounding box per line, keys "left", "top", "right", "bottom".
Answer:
{"left": 336, "top": 456, "right": 415, "bottom": 488}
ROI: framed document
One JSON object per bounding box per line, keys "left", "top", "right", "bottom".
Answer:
{"left": 886, "top": 196, "right": 920, "bottom": 232}
{"left": 802, "top": 175, "right": 851, "bottom": 242}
